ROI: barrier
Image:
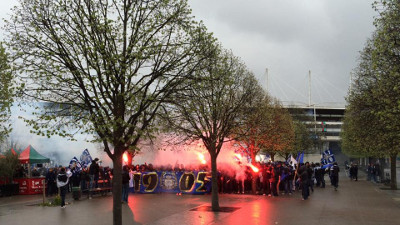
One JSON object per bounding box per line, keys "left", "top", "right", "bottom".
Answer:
{"left": 14, "top": 178, "right": 45, "bottom": 195}
{"left": 130, "top": 171, "right": 211, "bottom": 194}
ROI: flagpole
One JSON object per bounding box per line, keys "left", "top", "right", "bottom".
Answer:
{"left": 293, "top": 162, "right": 299, "bottom": 191}
{"left": 292, "top": 151, "right": 304, "bottom": 191}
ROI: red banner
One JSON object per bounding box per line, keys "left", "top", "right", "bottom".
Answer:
{"left": 14, "top": 178, "right": 45, "bottom": 195}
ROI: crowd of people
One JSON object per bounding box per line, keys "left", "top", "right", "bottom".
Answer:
{"left": 217, "top": 161, "right": 340, "bottom": 200}
{"left": 344, "top": 161, "right": 382, "bottom": 183}
{"left": 366, "top": 162, "right": 381, "bottom": 183}
{"left": 39, "top": 158, "right": 346, "bottom": 207}
{"left": 44, "top": 158, "right": 113, "bottom": 207}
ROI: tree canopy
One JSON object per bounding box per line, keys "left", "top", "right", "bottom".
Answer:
{"left": 5, "top": 0, "right": 214, "bottom": 224}
{"left": 161, "top": 47, "right": 259, "bottom": 211}
{"left": 0, "top": 43, "right": 13, "bottom": 144}
{"left": 342, "top": 0, "right": 400, "bottom": 189}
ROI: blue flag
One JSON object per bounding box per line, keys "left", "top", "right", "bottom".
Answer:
{"left": 327, "top": 155, "right": 336, "bottom": 164}
{"left": 286, "top": 155, "right": 291, "bottom": 164}
{"left": 280, "top": 173, "right": 289, "bottom": 181}
{"left": 80, "top": 149, "right": 93, "bottom": 169}
{"left": 321, "top": 149, "right": 336, "bottom": 168}
{"left": 296, "top": 152, "right": 304, "bottom": 164}
{"left": 321, "top": 164, "right": 332, "bottom": 169}
{"left": 69, "top": 157, "right": 82, "bottom": 172}
{"left": 323, "top": 149, "right": 332, "bottom": 156}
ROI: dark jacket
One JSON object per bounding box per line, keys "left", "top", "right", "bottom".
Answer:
{"left": 89, "top": 161, "right": 99, "bottom": 176}
{"left": 274, "top": 166, "right": 281, "bottom": 182}
{"left": 330, "top": 165, "right": 340, "bottom": 177}
{"left": 46, "top": 170, "right": 56, "bottom": 183}
{"left": 298, "top": 165, "right": 309, "bottom": 182}
{"left": 122, "top": 170, "right": 130, "bottom": 184}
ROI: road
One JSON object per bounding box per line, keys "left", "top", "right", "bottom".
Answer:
{"left": 1, "top": 172, "right": 399, "bottom": 225}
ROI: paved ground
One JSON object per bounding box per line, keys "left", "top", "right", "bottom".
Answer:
{"left": 1, "top": 172, "right": 399, "bottom": 225}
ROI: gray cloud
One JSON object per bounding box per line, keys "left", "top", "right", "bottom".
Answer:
{"left": 189, "top": 0, "right": 377, "bottom": 105}
{"left": 0, "top": 0, "right": 377, "bottom": 104}
{"left": 0, "top": 0, "right": 378, "bottom": 165}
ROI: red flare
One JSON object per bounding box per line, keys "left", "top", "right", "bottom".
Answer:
{"left": 196, "top": 152, "right": 206, "bottom": 164}
{"left": 234, "top": 153, "right": 242, "bottom": 161}
{"left": 249, "top": 164, "right": 259, "bottom": 173}
{"left": 123, "top": 152, "right": 129, "bottom": 163}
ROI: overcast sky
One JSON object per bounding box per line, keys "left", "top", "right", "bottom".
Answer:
{"left": 0, "top": 0, "right": 377, "bottom": 105}
{"left": 0, "top": 0, "right": 377, "bottom": 164}
{"left": 188, "top": 0, "right": 377, "bottom": 106}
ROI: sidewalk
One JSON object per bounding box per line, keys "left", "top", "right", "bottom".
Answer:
{"left": 1, "top": 173, "right": 399, "bottom": 225}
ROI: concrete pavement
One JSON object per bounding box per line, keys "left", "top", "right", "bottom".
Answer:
{"left": 1, "top": 172, "right": 399, "bottom": 225}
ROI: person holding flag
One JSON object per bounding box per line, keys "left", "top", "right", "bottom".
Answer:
{"left": 281, "top": 163, "right": 291, "bottom": 195}
{"left": 57, "top": 167, "right": 70, "bottom": 208}
{"left": 80, "top": 149, "right": 93, "bottom": 169}
{"left": 292, "top": 151, "right": 304, "bottom": 192}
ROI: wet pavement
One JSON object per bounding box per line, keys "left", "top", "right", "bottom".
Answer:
{"left": 1, "top": 172, "right": 399, "bottom": 225}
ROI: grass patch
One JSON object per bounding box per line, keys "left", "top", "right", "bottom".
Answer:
{"left": 39, "top": 195, "right": 62, "bottom": 207}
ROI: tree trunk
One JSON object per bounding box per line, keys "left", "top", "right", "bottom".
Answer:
{"left": 250, "top": 147, "right": 257, "bottom": 194}
{"left": 390, "top": 153, "right": 397, "bottom": 190}
{"left": 251, "top": 176, "right": 257, "bottom": 195}
{"left": 112, "top": 154, "right": 123, "bottom": 225}
{"left": 210, "top": 153, "right": 220, "bottom": 211}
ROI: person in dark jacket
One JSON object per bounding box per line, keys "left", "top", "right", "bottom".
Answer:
{"left": 89, "top": 158, "right": 100, "bottom": 188}
{"left": 330, "top": 162, "right": 340, "bottom": 191}
{"left": 122, "top": 165, "right": 130, "bottom": 203}
{"left": 298, "top": 163, "right": 309, "bottom": 200}
{"left": 263, "top": 163, "right": 271, "bottom": 196}
{"left": 270, "top": 164, "right": 279, "bottom": 196}
{"left": 353, "top": 164, "right": 358, "bottom": 181}
{"left": 88, "top": 158, "right": 100, "bottom": 199}
{"left": 57, "top": 167, "right": 69, "bottom": 208}
{"left": 314, "top": 163, "right": 322, "bottom": 187}
{"left": 306, "top": 162, "right": 314, "bottom": 193}
{"left": 281, "top": 163, "right": 291, "bottom": 195}
{"left": 46, "top": 168, "right": 57, "bottom": 196}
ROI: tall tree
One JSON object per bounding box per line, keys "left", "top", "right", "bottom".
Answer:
{"left": 234, "top": 93, "right": 295, "bottom": 194}
{"left": 292, "top": 120, "right": 312, "bottom": 155}
{"left": 232, "top": 84, "right": 267, "bottom": 194}
{"left": 5, "top": 0, "right": 212, "bottom": 224}
{"left": 260, "top": 99, "right": 295, "bottom": 162}
{"left": 0, "top": 43, "right": 13, "bottom": 144}
{"left": 289, "top": 107, "right": 320, "bottom": 155}
{"left": 161, "top": 47, "right": 258, "bottom": 211}
{"left": 342, "top": 0, "right": 400, "bottom": 189}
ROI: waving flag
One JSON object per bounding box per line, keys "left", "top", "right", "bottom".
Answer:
{"left": 80, "top": 149, "right": 93, "bottom": 168}
{"left": 321, "top": 149, "right": 336, "bottom": 169}
{"left": 69, "top": 157, "right": 82, "bottom": 172}
{"left": 287, "top": 154, "right": 298, "bottom": 169}
{"left": 296, "top": 151, "right": 304, "bottom": 164}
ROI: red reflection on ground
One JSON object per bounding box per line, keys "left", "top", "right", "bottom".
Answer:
{"left": 224, "top": 200, "right": 272, "bottom": 225}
